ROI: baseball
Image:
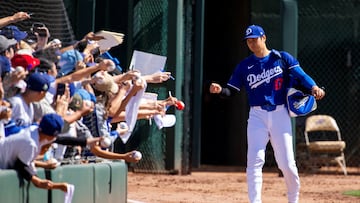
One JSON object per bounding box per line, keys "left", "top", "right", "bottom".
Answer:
{"left": 135, "top": 77, "right": 143, "bottom": 86}
{"left": 84, "top": 100, "right": 92, "bottom": 107}
{"left": 100, "top": 136, "right": 112, "bottom": 148}
{"left": 50, "top": 158, "right": 61, "bottom": 167}
{"left": 107, "top": 60, "right": 116, "bottom": 72}
{"left": 175, "top": 101, "right": 185, "bottom": 110}
{"left": 132, "top": 150, "right": 142, "bottom": 160}
{"left": 15, "top": 66, "right": 24, "bottom": 72}
{"left": 119, "top": 122, "right": 128, "bottom": 130}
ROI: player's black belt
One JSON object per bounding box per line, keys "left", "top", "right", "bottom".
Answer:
{"left": 260, "top": 104, "right": 277, "bottom": 111}
{"left": 252, "top": 104, "right": 284, "bottom": 112}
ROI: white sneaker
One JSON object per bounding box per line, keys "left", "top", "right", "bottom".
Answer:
{"left": 153, "top": 114, "right": 176, "bottom": 129}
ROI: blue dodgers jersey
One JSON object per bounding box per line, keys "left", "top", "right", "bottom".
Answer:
{"left": 227, "top": 50, "right": 299, "bottom": 106}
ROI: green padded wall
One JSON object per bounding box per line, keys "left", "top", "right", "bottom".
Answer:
{"left": 0, "top": 161, "right": 128, "bottom": 203}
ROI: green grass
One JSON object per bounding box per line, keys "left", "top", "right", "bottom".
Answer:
{"left": 343, "top": 190, "right": 360, "bottom": 197}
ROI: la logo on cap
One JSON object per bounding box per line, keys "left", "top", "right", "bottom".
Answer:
{"left": 246, "top": 28, "right": 253, "bottom": 36}
{"left": 42, "top": 84, "right": 49, "bottom": 91}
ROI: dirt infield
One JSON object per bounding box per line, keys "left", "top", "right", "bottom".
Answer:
{"left": 127, "top": 166, "right": 360, "bottom": 203}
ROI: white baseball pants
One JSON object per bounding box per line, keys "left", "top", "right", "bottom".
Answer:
{"left": 246, "top": 105, "right": 300, "bottom": 203}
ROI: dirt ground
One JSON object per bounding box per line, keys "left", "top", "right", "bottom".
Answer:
{"left": 127, "top": 166, "right": 360, "bottom": 203}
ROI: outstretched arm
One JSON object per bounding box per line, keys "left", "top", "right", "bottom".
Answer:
{"left": 0, "top": 12, "right": 30, "bottom": 28}
{"left": 90, "top": 145, "right": 140, "bottom": 163}
{"left": 209, "top": 82, "right": 236, "bottom": 98}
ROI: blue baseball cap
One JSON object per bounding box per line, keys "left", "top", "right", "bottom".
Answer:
{"left": 287, "top": 88, "right": 317, "bottom": 117}
{"left": 26, "top": 72, "right": 50, "bottom": 92}
{"left": 39, "top": 113, "right": 64, "bottom": 136}
{"left": 57, "top": 49, "right": 84, "bottom": 76}
{"left": 0, "top": 25, "right": 28, "bottom": 42}
{"left": 244, "top": 25, "right": 265, "bottom": 39}
{"left": 0, "top": 55, "right": 11, "bottom": 75}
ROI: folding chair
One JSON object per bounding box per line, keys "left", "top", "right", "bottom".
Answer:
{"left": 304, "top": 115, "right": 347, "bottom": 175}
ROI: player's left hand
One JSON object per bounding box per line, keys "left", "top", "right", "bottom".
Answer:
{"left": 311, "top": 86, "right": 325, "bottom": 100}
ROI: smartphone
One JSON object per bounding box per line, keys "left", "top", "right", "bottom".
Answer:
{"left": 56, "top": 83, "right": 66, "bottom": 97}
{"left": 34, "top": 27, "right": 47, "bottom": 37}
{"left": 31, "top": 22, "right": 47, "bottom": 37}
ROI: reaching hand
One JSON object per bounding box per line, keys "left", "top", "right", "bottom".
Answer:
{"left": 98, "top": 59, "right": 115, "bottom": 71}
{"left": 12, "top": 12, "right": 31, "bottom": 23}
{"left": 123, "top": 151, "right": 140, "bottom": 163}
{"left": 209, "top": 83, "right": 222, "bottom": 94}
{"left": 311, "top": 86, "right": 325, "bottom": 100}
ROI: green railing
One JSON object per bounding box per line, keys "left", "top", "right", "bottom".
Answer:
{"left": 0, "top": 161, "right": 127, "bottom": 203}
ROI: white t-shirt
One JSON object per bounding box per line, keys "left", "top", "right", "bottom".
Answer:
{"left": 8, "top": 95, "right": 34, "bottom": 127}
{"left": 0, "top": 126, "right": 39, "bottom": 170}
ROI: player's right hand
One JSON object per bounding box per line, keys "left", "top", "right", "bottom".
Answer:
{"left": 209, "top": 83, "right": 222, "bottom": 94}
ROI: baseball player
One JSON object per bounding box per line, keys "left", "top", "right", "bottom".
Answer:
{"left": 209, "top": 25, "right": 325, "bottom": 203}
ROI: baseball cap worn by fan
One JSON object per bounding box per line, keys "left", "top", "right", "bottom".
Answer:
{"left": 0, "top": 56, "right": 11, "bottom": 76}
{"left": 0, "top": 35, "right": 17, "bottom": 53}
{"left": 93, "top": 71, "right": 119, "bottom": 94}
{"left": 244, "top": 25, "right": 265, "bottom": 39}
{"left": 39, "top": 113, "right": 64, "bottom": 136}
{"left": 11, "top": 54, "right": 40, "bottom": 71}
{"left": 69, "top": 89, "right": 94, "bottom": 111}
{"left": 0, "top": 25, "right": 28, "bottom": 42}
{"left": 57, "top": 49, "right": 84, "bottom": 76}
{"left": 26, "top": 72, "right": 50, "bottom": 92}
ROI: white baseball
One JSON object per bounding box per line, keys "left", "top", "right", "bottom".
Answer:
{"left": 107, "top": 60, "right": 116, "bottom": 72}
{"left": 119, "top": 122, "right": 128, "bottom": 129}
{"left": 15, "top": 66, "right": 24, "bottom": 72}
{"left": 100, "top": 136, "right": 112, "bottom": 148}
{"left": 50, "top": 158, "right": 60, "bottom": 167}
{"left": 84, "top": 100, "right": 92, "bottom": 107}
{"left": 132, "top": 151, "right": 142, "bottom": 160}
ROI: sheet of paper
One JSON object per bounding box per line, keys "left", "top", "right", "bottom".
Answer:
{"left": 95, "top": 30, "right": 124, "bottom": 51}
{"left": 129, "top": 50, "right": 167, "bottom": 76}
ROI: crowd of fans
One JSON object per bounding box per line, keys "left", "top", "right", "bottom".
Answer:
{"left": 0, "top": 11, "right": 178, "bottom": 195}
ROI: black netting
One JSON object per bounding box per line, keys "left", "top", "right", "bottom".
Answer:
{"left": 297, "top": 0, "right": 360, "bottom": 168}
{"left": 252, "top": 0, "right": 360, "bottom": 169}
{"left": 113, "top": 0, "right": 172, "bottom": 173}
{"left": 0, "top": 0, "right": 75, "bottom": 46}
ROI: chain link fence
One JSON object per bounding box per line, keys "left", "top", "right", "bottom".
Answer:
{"left": 254, "top": 0, "right": 360, "bottom": 169}
{"left": 296, "top": 0, "right": 360, "bottom": 168}
{"left": 113, "top": 0, "right": 174, "bottom": 173}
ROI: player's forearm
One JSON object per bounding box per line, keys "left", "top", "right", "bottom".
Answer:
{"left": 218, "top": 85, "right": 237, "bottom": 99}
{"left": 290, "top": 66, "right": 316, "bottom": 90}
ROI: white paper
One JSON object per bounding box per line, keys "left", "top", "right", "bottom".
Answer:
{"left": 120, "top": 81, "right": 147, "bottom": 144}
{"left": 64, "top": 184, "right": 75, "bottom": 203}
{"left": 95, "top": 30, "right": 125, "bottom": 51}
{"left": 129, "top": 50, "right": 167, "bottom": 76}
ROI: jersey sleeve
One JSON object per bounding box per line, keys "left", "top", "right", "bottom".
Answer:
{"left": 290, "top": 66, "right": 316, "bottom": 90}
{"left": 280, "top": 51, "right": 317, "bottom": 90}
{"left": 280, "top": 51, "right": 300, "bottom": 70}
{"left": 227, "top": 63, "right": 244, "bottom": 91}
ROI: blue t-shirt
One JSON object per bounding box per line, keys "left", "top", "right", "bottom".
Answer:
{"left": 227, "top": 49, "right": 316, "bottom": 106}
